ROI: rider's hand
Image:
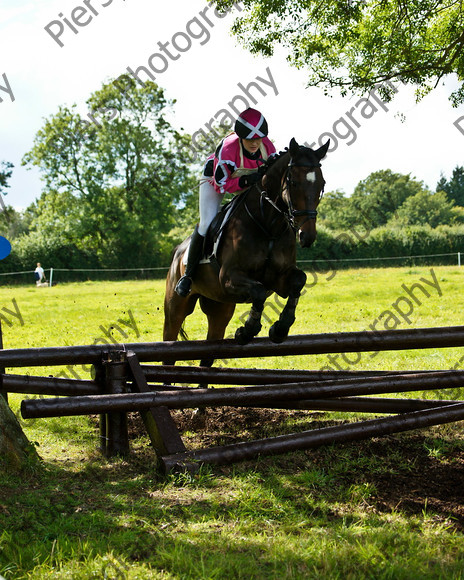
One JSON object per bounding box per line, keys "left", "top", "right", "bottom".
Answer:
{"left": 239, "top": 172, "right": 261, "bottom": 188}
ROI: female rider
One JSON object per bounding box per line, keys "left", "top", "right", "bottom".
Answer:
{"left": 175, "top": 107, "right": 277, "bottom": 297}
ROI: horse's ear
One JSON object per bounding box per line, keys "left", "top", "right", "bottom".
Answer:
{"left": 315, "top": 139, "right": 330, "bottom": 160}
{"left": 289, "top": 137, "right": 300, "bottom": 157}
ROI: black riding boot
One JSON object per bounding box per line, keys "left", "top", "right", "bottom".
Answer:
{"left": 175, "top": 227, "right": 205, "bottom": 297}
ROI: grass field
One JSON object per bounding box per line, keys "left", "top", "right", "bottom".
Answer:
{"left": 1, "top": 266, "right": 464, "bottom": 578}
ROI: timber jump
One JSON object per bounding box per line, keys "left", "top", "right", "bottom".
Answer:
{"left": 2, "top": 325, "right": 464, "bottom": 473}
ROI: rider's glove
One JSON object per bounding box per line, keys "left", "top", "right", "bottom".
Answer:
{"left": 239, "top": 172, "right": 261, "bottom": 189}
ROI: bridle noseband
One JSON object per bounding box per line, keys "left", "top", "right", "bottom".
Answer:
{"left": 255, "top": 151, "right": 325, "bottom": 236}
{"left": 277, "top": 159, "right": 324, "bottom": 230}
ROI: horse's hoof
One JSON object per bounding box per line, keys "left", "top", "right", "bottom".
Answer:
{"left": 269, "top": 323, "right": 288, "bottom": 344}
{"left": 235, "top": 326, "right": 253, "bottom": 345}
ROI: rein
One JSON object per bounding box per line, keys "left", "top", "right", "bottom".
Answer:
{"left": 256, "top": 157, "right": 323, "bottom": 234}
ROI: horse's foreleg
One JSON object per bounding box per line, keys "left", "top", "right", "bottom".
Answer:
{"left": 220, "top": 269, "right": 269, "bottom": 345}
{"left": 233, "top": 283, "right": 269, "bottom": 345}
{"left": 235, "top": 298, "right": 266, "bottom": 345}
{"left": 269, "top": 268, "right": 307, "bottom": 344}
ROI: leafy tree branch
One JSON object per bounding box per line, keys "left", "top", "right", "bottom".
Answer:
{"left": 213, "top": 0, "right": 464, "bottom": 104}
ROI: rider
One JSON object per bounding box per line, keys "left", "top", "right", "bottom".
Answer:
{"left": 175, "top": 107, "right": 277, "bottom": 297}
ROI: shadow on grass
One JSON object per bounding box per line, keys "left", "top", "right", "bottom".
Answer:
{"left": 1, "top": 411, "right": 464, "bottom": 578}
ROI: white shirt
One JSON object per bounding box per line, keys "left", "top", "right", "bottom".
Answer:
{"left": 35, "top": 266, "right": 44, "bottom": 280}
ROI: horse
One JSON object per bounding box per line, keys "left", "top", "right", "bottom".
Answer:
{"left": 163, "top": 137, "right": 329, "bottom": 366}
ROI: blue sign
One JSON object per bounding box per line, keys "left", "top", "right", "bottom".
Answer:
{"left": 0, "top": 236, "right": 11, "bottom": 260}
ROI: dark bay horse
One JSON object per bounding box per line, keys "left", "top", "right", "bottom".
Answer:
{"left": 164, "top": 138, "right": 329, "bottom": 362}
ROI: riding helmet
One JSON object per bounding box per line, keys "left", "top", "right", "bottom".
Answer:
{"left": 234, "top": 108, "right": 269, "bottom": 139}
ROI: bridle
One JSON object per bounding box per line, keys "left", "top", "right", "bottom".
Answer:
{"left": 260, "top": 156, "right": 325, "bottom": 232}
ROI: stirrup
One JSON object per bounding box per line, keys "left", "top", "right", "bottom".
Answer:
{"left": 175, "top": 275, "right": 192, "bottom": 297}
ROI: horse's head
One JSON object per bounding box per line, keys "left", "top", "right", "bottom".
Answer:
{"left": 284, "top": 137, "right": 329, "bottom": 248}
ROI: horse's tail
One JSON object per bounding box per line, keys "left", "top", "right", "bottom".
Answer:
{"left": 179, "top": 323, "right": 189, "bottom": 341}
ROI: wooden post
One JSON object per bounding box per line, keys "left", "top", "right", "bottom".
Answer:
{"left": 126, "top": 350, "right": 186, "bottom": 457}
{"left": 93, "top": 361, "right": 107, "bottom": 454}
{"left": 103, "top": 351, "right": 130, "bottom": 457}
{"left": 0, "top": 320, "right": 7, "bottom": 404}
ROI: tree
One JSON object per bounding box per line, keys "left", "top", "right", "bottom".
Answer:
{"left": 318, "top": 190, "right": 352, "bottom": 229}
{"left": 0, "top": 396, "right": 39, "bottom": 473}
{"left": 436, "top": 166, "right": 464, "bottom": 206}
{"left": 0, "top": 161, "right": 13, "bottom": 195}
{"left": 212, "top": 0, "right": 464, "bottom": 105}
{"left": 23, "top": 78, "right": 196, "bottom": 267}
{"left": 391, "top": 190, "right": 457, "bottom": 227}
{"left": 348, "top": 170, "right": 426, "bottom": 228}
{"left": 0, "top": 206, "right": 32, "bottom": 240}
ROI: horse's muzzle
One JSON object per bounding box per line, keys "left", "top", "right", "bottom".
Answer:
{"left": 299, "top": 228, "right": 317, "bottom": 248}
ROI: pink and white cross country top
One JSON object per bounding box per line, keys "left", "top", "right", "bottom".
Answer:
{"left": 207, "top": 133, "right": 277, "bottom": 195}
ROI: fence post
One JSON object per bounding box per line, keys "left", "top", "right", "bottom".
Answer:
{"left": 92, "top": 362, "right": 107, "bottom": 454}
{"left": 103, "top": 351, "right": 130, "bottom": 457}
{"left": 0, "top": 320, "right": 6, "bottom": 404}
{"left": 458, "top": 252, "right": 461, "bottom": 267}
{"left": 49, "top": 267, "right": 54, "bottom": 286}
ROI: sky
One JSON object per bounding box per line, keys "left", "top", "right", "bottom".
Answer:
{"left": 1, "top": 0, "right": 464, "bottom": 211}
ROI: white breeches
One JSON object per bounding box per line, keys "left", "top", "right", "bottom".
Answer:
{"left": 198, "top": 176, "right": 222, "bottom": 236}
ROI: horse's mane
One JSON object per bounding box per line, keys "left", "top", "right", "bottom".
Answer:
{"left": 261, "top": 142, "right": 317, "bottom": 177}
{"left": 260, "top": 148, "right": 290, "bottom": 179}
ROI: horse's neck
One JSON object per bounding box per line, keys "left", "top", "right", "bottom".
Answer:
{"left": 243, "top": 152, "right": 290, "bottom": 229}
{"left": 265, "top": 153, "right": 290, "bottom": 199}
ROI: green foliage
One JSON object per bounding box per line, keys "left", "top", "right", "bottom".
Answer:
{"left": 0, "top": 206, "right": 32, "bottom": 240}
{"left": 437, "top": 166, "right": 464, "bottom": 206}
{"left": 349, "top": 170, "right": 426, "bottom": 227}
{"left": 298, "top": 223, "right": 464, "bottom": 266}
{"left": 319, "top": 170, "right": 432, "bottom": 231}
{"left": 213, "top": 0, "right": 464, "bottom": 104}
{"left": 0, "top": 161, "right": 13, "bottom": 195}
{"left": 22, "top": 78, "right": 196, "bottom": 268}
{"left": 317, "top": 190, "right": 350, "bottom": 229}
{"left": 391, "top": 190, "right": 458, "bottom": 228}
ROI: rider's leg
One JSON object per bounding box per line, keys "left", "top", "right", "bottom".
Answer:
{"left": 175, "top": 226, "right": 204, "bottom": 297}
{"left": 175, "top": 178, "right": 221, "bottom": 297}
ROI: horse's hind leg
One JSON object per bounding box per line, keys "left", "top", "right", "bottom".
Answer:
{"left": 269, "top": 268, "right": 307, "bottom": 343}
{"left": 163, "top": 292, "right": 199, "bottom": 361}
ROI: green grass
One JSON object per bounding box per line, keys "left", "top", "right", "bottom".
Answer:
{"left": 1, "top": 266, "right": 464, "bottom": 578}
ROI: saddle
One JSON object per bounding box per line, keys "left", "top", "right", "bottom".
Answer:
{"left": 206, "top": 194, "right": 246, "bottom": 256}
{"left": 182, "top": 192, "right": 248, "bottom": 267}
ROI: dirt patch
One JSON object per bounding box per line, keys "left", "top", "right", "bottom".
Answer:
{"left": 124, "top": 407, "right": 464, "bottom": 529}
{"left": 366, "top": 435, "right": 464, "bottom": 529}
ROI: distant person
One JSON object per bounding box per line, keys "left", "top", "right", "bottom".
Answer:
{"left": 34, "top": 262, "right": 47, "bottom": 286}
